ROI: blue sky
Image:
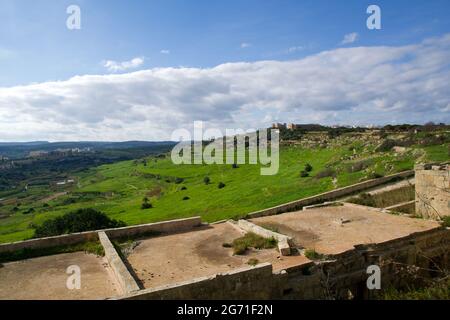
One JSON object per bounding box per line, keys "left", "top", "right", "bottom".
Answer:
{"left": 1, "top": 0, "right": 449, "bottom": 86}
{"left": 0, "top": 0, "right": 449, "bottom": 141}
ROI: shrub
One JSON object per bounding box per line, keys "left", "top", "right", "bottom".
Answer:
{"left": 203, "top": 176, "right": 210, "bottom": 185}
{"left": 375, "top": 139, "right": 397, "bottom": 152}
{"left": 304, "top": 163, "right": 313, "bottom": 172}
{"left": 180, "top": 186, "right": 187, "bottom": 190}
{"left": 247, "top": 258, "right": 259, "bottom": 266}
{"left": 141, "top": 202, "right": 153, "bottom": 209}
{"left": 382, "top": 278, "right": 450, "bottom": 300}
{"left": 33, "top": 208, "right": 126, "bottom": 238}
{"left": 141, "top": 197, "right": 153, "bottom": 209}
{"left": 182, "top": 196, "right": 190, "bottom": 201}
{"left": 23, "top": 208, "right": 35, "bottom": 215}
{"left": 174, "top": 177, "right": 184, "bottom": 184}
{"left": 442, "top": 216, "right": 450, "bottom": 228}
{"left": 304, "top": 249, "right": 324, "bottom": 260}
{"left": 300, "top": 170, "right": 309, "bottom": 178}
{"left": 231, "top": 232, "right": 277, "bottom": 255}
{"left": 218, "top": 182, "right": 226, "bottom": 189}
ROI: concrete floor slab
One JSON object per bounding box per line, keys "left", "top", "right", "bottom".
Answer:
{"left": 124, "top": 223, "right": 309, "bottom": 289}
{"left": 0, "top": 251, "right": 122, "bottom": 300}
{"left": 250, "top": 203, "right": 440, "bottom": 255}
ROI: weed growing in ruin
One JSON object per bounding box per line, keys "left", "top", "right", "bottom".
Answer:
{"left": 441, "top": 216, "right": 450, "bottom": 228}
{"left": 247, "top": 258, "right": 259, "bottom": 266}
{"left": 231, "top": 232, "right": 277, "bottom": 255}
{"left": 304, "top": 249, "right": 324, "bottom": 260}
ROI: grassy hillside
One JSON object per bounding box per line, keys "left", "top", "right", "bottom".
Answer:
{"left": 0, "top": 134, "right": 448, "bottom": 243}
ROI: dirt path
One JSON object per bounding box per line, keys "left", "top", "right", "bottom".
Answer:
{"left": 39, "top": 192, "right": 68, "bottom": 203}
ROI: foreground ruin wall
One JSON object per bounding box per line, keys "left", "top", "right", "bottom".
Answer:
{"left": 279, "top": 226, "right": 449, "bottom": 299}
{"left": 118, "top": 226, "right": 449, "bottom": 300}
{"left": 0, "top": 217, "right": 202, "bottom": 253}
{"left": 415, "top": 164, "right": 450, "bottom": 219}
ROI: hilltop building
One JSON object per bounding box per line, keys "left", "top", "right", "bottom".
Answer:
{"left": 28, "top": 150, "right": 48, "bottom": 158}
{"left": 272, "top": 123, "right": 287, "bottom": 129}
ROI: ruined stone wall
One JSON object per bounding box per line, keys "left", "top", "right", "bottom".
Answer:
{"left": 415, "top": 164, "right": 449, "bottom": 219}
{"left": 119, "top": 263, "right": 275, "bottom": 300}
{"left": 118, "top": 227, "right": 449, "bottom": 300}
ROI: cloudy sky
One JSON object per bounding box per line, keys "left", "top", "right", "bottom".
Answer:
{"left": 0, "top": 0, "right": 449, "bottom": 141}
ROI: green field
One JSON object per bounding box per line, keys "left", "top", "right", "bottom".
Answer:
{"left": 0, "top": 137, "right": 448, "bottom": 244}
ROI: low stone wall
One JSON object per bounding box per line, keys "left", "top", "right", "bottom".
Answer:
{"left": 384, "top": 200, "right": 415, "bottom": 214}
{"left": 98, "top": 231, "right": 140, "bottom": 294}
{"left": 0, "top": 216, "right": 202, "bottom": 254}
{"left": 105, "top": 217, "right": 202, "bottom": 240}
{"left": 118, "top": 263, "right": 274, "bottom": 300}
{"left": 0, "top": 231, "right": 99, "bottom": 254}
{"left": 245, "top": 170, "right": 414, "bottom": 219}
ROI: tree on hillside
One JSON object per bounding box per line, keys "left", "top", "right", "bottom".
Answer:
{"left": 33, "top": 208, "right": 125, "bottom": 238}
{"left": 141, "top": 197, "right": 153, "bottom": 209}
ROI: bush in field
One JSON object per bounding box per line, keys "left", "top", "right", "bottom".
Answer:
{"left": 375, "top": 139, "right": 397, "bottom": 152}
{"left": 203, "top": 176, "right": 210, "bottom": 185}
{"left": 174, "top": 177, "right": 184, "bottom": 184}
{"left": 182, "top": 196, "right": 190, "bottom": 201}
{"left": 33, "top": 208, "right": 126, "bottom": 238}
{"left": 141, "top": 197, "right": 153, "bottom": 209}
{"left": 218, "top": 182, "right": 226, "bottom": 189}
{"left": 300, "top": 170, "right": 309, "bottom": 178}
{"left": 304, "top": 163, "right": 313, "bottom": 172}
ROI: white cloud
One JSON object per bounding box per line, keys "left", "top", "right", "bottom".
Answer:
{"left": 240, "top": 42, "right": 252, "bottom": 48}
{"left": 102, "top": 57, "right": 144, "bottom": 72}
{"left": 341, "top": 32, "right": 359, "bottom": 45}
{"left": 0, "top": 34, "right": 449, "bottom": 141}
{"left": 160, "top": 50, "right": 170, "bottom": 54}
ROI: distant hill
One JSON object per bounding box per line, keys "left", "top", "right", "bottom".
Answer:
{"left": 0, "top": 141, "right": 176, "bottom": 159}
